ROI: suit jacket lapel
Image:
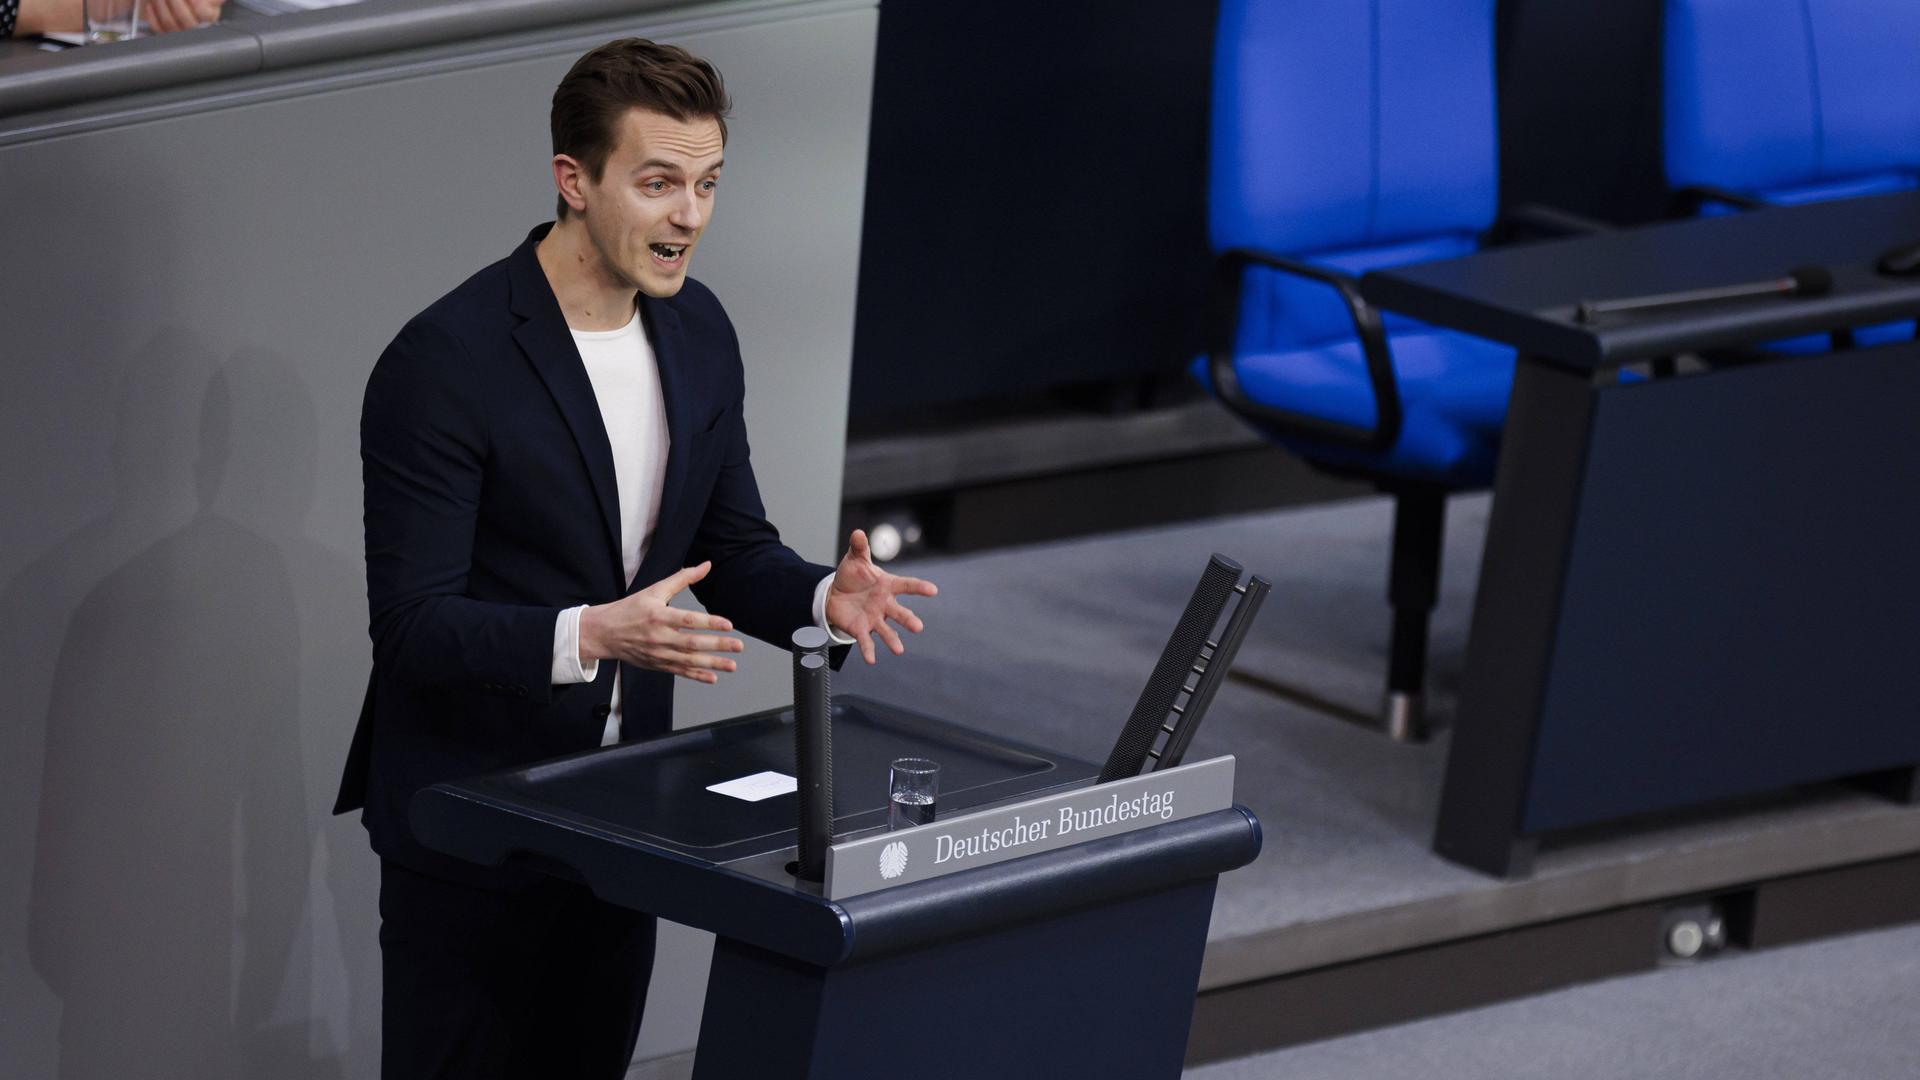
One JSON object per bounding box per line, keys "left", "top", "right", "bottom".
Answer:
{"left": 639, "top": 291, "right": 698, "bottom": 592}
{"left": 507, "top": 229, "right": 624, "bottom": 590}
{"left": 621, "top": 293, "right": 700, "bottom": 731}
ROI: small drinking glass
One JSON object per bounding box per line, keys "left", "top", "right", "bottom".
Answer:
{"left": 85, "top": 0, "right": 142, "bottom": 43}
{"left": 888, "top": 757, "right": 939, "bottom": 830}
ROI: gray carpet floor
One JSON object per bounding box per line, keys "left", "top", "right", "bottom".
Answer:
{"left": 631, "top": 920, "right": 1920, "bottom": 1080}
{"left": 1185, "top": 920, "right": 1920, "bottom": 1079}
{"left": 834, "top": 494, "right": 1920, "bottom": 982}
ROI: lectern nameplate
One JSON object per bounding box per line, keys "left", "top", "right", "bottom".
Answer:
{"left": 824, "top": 755, "right": 1235, "bottom": 899}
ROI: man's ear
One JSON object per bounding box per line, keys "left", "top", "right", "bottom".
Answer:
{"left": 552, "top": 155, "right": 589, "bottom": 217}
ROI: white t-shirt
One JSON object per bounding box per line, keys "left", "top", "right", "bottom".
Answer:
{"left": 552, "top": 309, "right": 667, "bottom": 745}
{"left": 574, "top": 309, "right": 671, "bottom": 586}
{"left": 546, "top": 306, "right": 841, "bottom": 745}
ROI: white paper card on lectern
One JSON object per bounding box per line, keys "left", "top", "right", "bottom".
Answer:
{"left": 706, "top": 770, "right": 798, "bottom": 802}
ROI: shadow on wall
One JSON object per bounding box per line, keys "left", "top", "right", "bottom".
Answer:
{"left": 18, "top": 335, "right": 352, "bottom": 1079}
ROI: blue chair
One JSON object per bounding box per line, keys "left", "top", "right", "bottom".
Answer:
{"left": 1665, "top": 0, "right": 1920, "bottom": 350}
{"left": 1194, "top": 0, "right": 1520, "bottom": 740}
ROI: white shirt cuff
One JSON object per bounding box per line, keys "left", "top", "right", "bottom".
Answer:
{"left": 552, "top": 604, "right": 600, "bottom": 684}
{"left": 813, "top": 573, "right": 857, "bottom": 646}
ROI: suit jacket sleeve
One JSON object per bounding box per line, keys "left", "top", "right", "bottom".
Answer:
{"left": 361, "top": 318, "right": 560, "bottom": 698}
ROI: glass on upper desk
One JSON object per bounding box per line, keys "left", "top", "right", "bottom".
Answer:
{"left": 84, "top": 0, "right": 142, "bottom": 42}
{"left": 888, "top": 757, "right": 940, "bottom": 830}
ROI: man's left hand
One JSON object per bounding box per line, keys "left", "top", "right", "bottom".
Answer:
{"left": 825, "top": 529, "right": 938, "bottom": 664}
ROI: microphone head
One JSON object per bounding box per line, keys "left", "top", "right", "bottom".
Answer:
{"left": 1787, "top": 265, "right": 1834, "bottom": 297}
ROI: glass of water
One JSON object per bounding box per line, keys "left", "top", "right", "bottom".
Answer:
{"left": 888, "top": 757, "right": 940, "bottom": 830}
{"left": 85, "top": 0, "right": 142, "bottom": 42}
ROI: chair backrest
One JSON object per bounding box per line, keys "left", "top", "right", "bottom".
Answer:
{"left": 1209, "top": 0, "right": 1497, "bottom": 350}
{"left": 1665, "top": 0, "right": 1920, "bottom": 199}
{"left": 1209, "top": 0, "right": 1498, "bottom": 257}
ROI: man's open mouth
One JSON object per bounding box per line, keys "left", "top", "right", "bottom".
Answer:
{"left": 649, "top": 243, "right": 688, "bottom": 263}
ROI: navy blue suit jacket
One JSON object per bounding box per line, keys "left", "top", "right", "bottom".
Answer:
{"left": 335, "top": 223, "right": 836, "bottom": 887}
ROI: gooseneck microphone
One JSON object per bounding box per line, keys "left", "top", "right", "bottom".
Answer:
{"left": 1575, "top": 265, "right": 1833, "bottom": 324}
{"left": 791, "top": 627, "right": 834, "bottom": 883}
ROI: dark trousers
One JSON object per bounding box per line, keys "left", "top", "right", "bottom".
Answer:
{"left": 379, "top": 859, "right": 657, "bottom": 1080}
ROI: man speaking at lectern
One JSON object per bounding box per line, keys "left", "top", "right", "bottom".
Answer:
{"left": 333, "top": 38, "right": 937, "bottom": 1079}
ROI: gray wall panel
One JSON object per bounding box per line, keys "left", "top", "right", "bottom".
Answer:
{"left": 0, "top": 4, "right": 874, "bottom": 1075}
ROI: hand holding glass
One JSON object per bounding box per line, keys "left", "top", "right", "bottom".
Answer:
{"left": 888, "top": 758, "right": 939, "bottom": 830}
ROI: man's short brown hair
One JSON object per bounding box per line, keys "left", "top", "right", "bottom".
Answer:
{"left": 550, "top": 38, "right": 732, "bottom": 219}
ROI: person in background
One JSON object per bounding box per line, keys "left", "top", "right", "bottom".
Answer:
{"left": 5, "top": 0, "right": 224, "bottom": 38}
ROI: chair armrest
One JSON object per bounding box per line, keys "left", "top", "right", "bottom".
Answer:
{"left": 1483, "top": 203, "right": 1617, "bottom": 245}
{"left": 1207, "top": 247, "right": 1404, "bottom": 451}
{"left": 1674, "top": 183, "right": 1770, "bottom": 215}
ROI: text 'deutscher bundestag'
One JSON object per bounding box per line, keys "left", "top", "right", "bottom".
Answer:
{"left": 824, "top": 756, "right": 1235, "bottom": 899}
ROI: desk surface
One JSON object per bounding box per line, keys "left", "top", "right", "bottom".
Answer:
{"left": 480, "top": 697, "right": 1090, "bottom": 863}
{"left": 1362, "top": 192, "right": 1920, "bottom": 367}
{"left": 0, "top": 3, "right": 249, "bottom": 63}
{"left": 0, "top": 0, "right": 721, "bottom": 120}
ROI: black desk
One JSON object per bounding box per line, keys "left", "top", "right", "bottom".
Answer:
{"left": 1362, "top": 192, "right": 1920, "bottom": 877}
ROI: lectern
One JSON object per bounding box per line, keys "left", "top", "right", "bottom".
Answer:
{"left": 410, "top": 697, "right": 1261, "bottom": 1079}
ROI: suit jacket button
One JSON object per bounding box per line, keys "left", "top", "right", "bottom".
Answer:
{"left": 593, "top": 703, "right": 612, "bottom": 719}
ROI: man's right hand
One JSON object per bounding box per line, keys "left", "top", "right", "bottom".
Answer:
{"left": 577, "top": 561, "right": 743, "bottom": 684}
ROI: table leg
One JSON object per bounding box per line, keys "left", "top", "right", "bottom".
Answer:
{"left": 1432, "top": 358, "right": 1600, "bottom": 877}
{"left": 1848, "top": 765, "right": 1920, "bottom": 805}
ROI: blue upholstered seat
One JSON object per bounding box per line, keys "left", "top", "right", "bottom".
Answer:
{"left": 1194, "top": 329, "right": 1512, "bottom": 487}
{"left": 1665, "top": 0, "right": 1920, "bottom": 347}
{"left": 1665, "top": 0, "right": 1920, "bottom": 204}
{"left": 1192, "top": 0, "right": 1509, "bottom": 738}
{"left": 1195, "top": 0, "right": 1509, "bottom": 489}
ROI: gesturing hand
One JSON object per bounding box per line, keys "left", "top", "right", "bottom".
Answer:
{"left": 824, "top": 529, "right": 939, "bottom": 664}
{"left": 578, "top": 561, "right": 743, "bottom": 684}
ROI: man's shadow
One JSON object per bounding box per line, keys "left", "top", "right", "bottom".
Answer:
{"left": 0, "top": 330, "right": 210, "bottom": 1076}
{"left": 26, "top": 345, "right": 350, "bottom": 1079}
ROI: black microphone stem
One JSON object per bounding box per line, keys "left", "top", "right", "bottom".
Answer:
{"left": 1576, "top": 266, "right": 1832, "bottom": 324}
{"left": 1578, "top": 278, "right": 1791, "bottom": 323}
{"left": 791, "top": 628, "right": 833, "bottom": 883}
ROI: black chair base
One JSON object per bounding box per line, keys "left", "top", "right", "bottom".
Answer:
{"left": 1382, "top": 487, "right": 1447, "bottom": 742}
{"left": 1218, "top": 477, "right": 1450, "bottom": 742}
{"left": 1382, "top": 690, "right": 1426, "bottom": 742}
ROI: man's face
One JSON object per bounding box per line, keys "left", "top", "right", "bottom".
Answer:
{"left": 575, "top": 109, "right": 724, "bottom": 298}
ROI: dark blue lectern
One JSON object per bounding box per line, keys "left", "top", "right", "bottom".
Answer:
{"left": 410, "top": 696, "right": 1261, "bottom": 1080}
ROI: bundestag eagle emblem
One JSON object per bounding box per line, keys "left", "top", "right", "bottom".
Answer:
{"left": 878, "top": 840, "right": 909, "bottom": 879}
